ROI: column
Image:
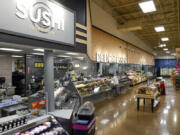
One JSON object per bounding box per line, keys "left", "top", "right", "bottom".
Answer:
{"left": 44, "top": 50, "right": 54, "bottom": 112}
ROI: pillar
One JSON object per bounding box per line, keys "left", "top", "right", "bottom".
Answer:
{"left": 44, "top": 50, "right": 54, "bottom": 112}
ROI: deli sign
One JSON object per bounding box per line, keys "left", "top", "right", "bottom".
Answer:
{"left": 0, "top": 0, "right": 75, "bottom": 46}
{"left": 176, "top": 48, "right": 180, "bottom": 58}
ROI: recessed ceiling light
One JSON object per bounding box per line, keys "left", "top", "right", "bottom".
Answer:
{"left": 33, "top": 48, "right": 44, "bottom": 52}
{"left": 12, "top": 55, "right": 23, "bottom": 58}
{"left": 57, "top": 55, "right": 70, "bottom": 58}
{"left": 66, "top": 52, "right": 79, "bottom": 55}
{"left": 159, "top": 44, "right": 166, "bottom": 48}
{"left": 32, "top": 53, "right": 44, "bottom": 56}
{"left": 0, "top": 48, "right": 23, "bottom": 52}
{"left": 161, "top": 37, "right": 169, "bottom": 41}
{"left": 155, "top": 26, "right": 165, "bottom": 32}
{"left": 163, "top": 48, "right": 168, "bottom": 51}
{"left": 139, "top": 0, "right": 156, "bottom": 13}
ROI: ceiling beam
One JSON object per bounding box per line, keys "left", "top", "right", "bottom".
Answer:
{"left": 105, "top": 1, "right": 139, "bottom": 11}
{"left": 140, "top": 30, "right": 179, "bottom": 36}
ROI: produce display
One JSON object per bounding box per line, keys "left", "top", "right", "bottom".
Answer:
{"left": 137, "top": 85, "right": 158, "bottom": 95}
{"left": 75, "top": 79, "right": 111, "bottom": 97}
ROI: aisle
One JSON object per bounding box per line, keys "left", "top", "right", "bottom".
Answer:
{"left": 94, "top": 80, "right": 180, "bottom": 135}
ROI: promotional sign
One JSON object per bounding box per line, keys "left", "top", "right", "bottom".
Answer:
{"left": 31, "top": 99, "right": 46, "bottom": 109}
{"left": 0, "top": 0, "right": 75, "bottom": 46}
{"left": 176, "top": 48, "right": 180, "bottom": 58}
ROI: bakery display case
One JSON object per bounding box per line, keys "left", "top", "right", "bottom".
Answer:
{"left": 74, "top": 78, "right": 112, "bottom": 102}
{"left": 127, "top": 71, "right": 147, "bottom": 85}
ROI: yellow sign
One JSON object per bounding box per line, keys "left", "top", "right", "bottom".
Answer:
{"left": 176, "top": 48, "right": 180, "bottom": 57}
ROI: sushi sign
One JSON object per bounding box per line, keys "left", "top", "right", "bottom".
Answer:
{"left": 0, "top": 0, "right": 75, "bottom": 46}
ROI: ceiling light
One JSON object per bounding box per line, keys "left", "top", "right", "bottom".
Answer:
{"left": 163, "top": 48, "right": 168, "bottom": 51}
{"left": 171, "top": 53, "right": 176, "bottom": 56}
{"left": 0, "top": 48, "right": 23, "bottom": 52}
{"left": 57, "top": 55, "right": 70, "bottom": 58}
{"left": 159, "top": 44, "right": 166, "bottom": 48}
{"left": 166, "top": 51, "right": 170, "bottom": 54}
{"left": 12, "top": 55, "right": 23, "bottom": 58}
{"left": 161, "top": 37, "right": 169, "bottom": 41}
{"left": 76, "top": 57, "right": 84, "bottom": 60}
{"left": 139, "top": 0, "right": 156, "bottom": 13}
{"left": 155, "top": 26, "right": 165, "bottom": 32}
{"left": 32, "top": 53, "right": 44, "bottom": 56}
{"left": 66, "top": 52, "right": 79, "bottom": 55}
{"left": 33, "top": 48, "right": 44, "bottom": 52}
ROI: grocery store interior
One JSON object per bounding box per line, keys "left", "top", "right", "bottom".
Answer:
{"left": 0, "top": 0, "right": 179, "bottom": 135}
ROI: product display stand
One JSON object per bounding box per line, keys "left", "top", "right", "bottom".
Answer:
{"left": 136, "top": 91, "right": 160, "bottom": 112}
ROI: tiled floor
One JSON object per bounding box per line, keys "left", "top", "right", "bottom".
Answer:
{"left": 94, "top": 80, "right": 180, "bottom": 135}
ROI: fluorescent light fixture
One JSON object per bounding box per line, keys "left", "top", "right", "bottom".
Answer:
{"left": 33, "top": 48, "right": 44, "bottom": 52}
{"left": 66, "top": 52, "right": 79, "bottom": 55}
{"left": 32, "top": 53, "right": 44, "bottom": 56}
{"left": 0, "top": 48, "right": 22, "bottom": 52}
{"left": 163, "top": 48, "right": 168, "bottom": 51}
{"left": 159, "top": 44, "right": 166, "bottom": 48}
{"left": 12, "top": 55, "right": 23, "bottom": 58}
{"left": 161, "top": 37, "right": 169, "bottom": 41}
{"left": 171, "top": 53, "right": 176, "bottom": 56}
{"left": 155, "top": 26, "right": 165, "bottom": 32}
{"left": 166, "top": 51, "right": 170, "bottom": 54}
{"left": 74, "top": 64, "right": 80, "bottom": 68}
{"left": 57, "top": 55, "right": 70, "bottom": 58}
{"left": 76, "top": 57, "right": 84, "bottom": 60}
{"left": 139, "top": 0, "right": 156, "bottom": 13}
{"left": 83, "top": 66, "right": 88, "bottom": 70}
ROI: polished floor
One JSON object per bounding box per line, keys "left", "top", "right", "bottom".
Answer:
{"left": 95, "top": 80, "right": 180, "bottom": 135}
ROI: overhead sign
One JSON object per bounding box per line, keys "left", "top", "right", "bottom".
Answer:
{"left": 176, "top": 48, "right": 180, "bottom": 58}
{"left": 0, "top": 0, "right": 75, "bottom": 46}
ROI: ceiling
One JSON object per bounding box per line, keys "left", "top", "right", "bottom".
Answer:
{"left": 0, "top": 42, "right": 86, "bottom": 59}
{"left": 92, "top": 0, "right": 180, "bottom": 55}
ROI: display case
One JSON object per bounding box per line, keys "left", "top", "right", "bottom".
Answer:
{"left": 55, "top": 81, "right": 82, "bottom": 114}
{"left": 2, "top": 115, "right": 69, "bottom": 135}
{"left": 126, "top": 71, "right": 147, "bottom": 85}
{"left": 175, "top": 72, "right": 180, "bottom": 90}
{"left": 74, "top": 78, "right": 112, "bottom": 102}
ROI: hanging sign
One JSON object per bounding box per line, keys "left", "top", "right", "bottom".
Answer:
{"left": 0, "top": 0, "right": 75, "bottom": 46}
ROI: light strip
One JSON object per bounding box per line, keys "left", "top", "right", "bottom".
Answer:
{"left": 32, "top": 53, "right": 44, "bottom": 56}
{"left": 33, "top": 48, "right": 44, "bottom": 52}
{"left": 12, "top": 55, "right": 23, "bottom": 58}
{"left": 0, "top": 48, "right": 23, "bottom": 52}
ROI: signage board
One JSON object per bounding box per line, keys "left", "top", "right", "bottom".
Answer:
{"left": 96, "top": 52, "right": 127, "bottom": 64}
{"left": 0, "top": 0, "right": 75, "bottom": 46}
{"left": 176, "top": 48, "right": 180, "bottom": 58}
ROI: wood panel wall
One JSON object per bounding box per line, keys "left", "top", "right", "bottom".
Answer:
{"left": 89, "top": 27, "right": 154, "bottom": 65}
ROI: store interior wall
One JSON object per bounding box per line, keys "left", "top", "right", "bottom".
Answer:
{"left": 89, "top": 0, "right": 153, "bottom": 54}
{"left": 89, "top": 27, "right": 154, "bottom": 65}
{"left": 0, "top": 53, "right": 12, "bottom": 86}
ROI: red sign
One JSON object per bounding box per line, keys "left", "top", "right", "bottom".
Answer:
{"left": 31, "top": 99, "right": 46, "bottom": 109}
